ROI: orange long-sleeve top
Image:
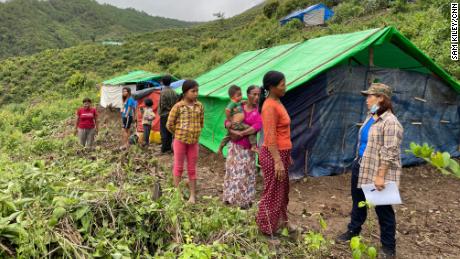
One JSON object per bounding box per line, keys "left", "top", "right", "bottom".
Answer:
{"left": 261, "top": 98, "right": 292, "bottom": 150}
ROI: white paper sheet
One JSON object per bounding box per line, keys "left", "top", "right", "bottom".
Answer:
{"left": 361, "top": 181, "right": 402, "bottom": 206}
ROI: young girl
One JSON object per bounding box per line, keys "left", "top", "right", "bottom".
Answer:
{"left": 141, "top": 98, "right": 155, "bottom": 147}
{"left": 121, "top": 87, "right": 137, "bottom": 149}
{"left": 167, "top": 80, "right": 204, "bottom": 204}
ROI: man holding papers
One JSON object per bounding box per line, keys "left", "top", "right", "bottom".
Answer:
{"left": 337, "top": 83, "right": 404, "bottom": 259}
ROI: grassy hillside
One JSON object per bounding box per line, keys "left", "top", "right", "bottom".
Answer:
{"left": 0, "top": 0, "right": 457, "bottom": 105}
{"left": 0, "top": 0, "right": 193, "bottom": 59}
{"left": 0, "top": 0, "right": 459, "bottom": 257}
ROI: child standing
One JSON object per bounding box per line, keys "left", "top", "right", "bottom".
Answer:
{"left": 218, "top": 85, "right": 257, "bottom": 155}
{"left": 167, "top": 80, "right": 204, "bottom": 204}
{"left": 141, "top": 98, "right": 155, "bottom": 147}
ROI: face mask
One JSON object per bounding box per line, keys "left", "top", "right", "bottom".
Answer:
{"left": 370, "top": 104, "right": 379, "bottom": 114}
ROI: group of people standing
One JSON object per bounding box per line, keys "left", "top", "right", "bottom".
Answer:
{"left": 75, "top": 71, "right": 402, "bottom": 258}
{"left": 218, "top": 71, "right": 402, "bottom": 258}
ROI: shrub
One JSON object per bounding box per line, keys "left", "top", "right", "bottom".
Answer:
{"left": 156, "top": 47, "right": 180, "bottom": 67}
{"left": 330, "top": 2, "right": 365, "bottom": 23}
{"left": 263, "top": 1, "right": 280, "bottom": 19}
{"left": 390, "top": 0, "right": 408, "bottom": 13}
{"left": 31, "top": 138, "right": 62, "bottom": 155}
{"left": 285, "top": 18, "right": 305, "bottom": 30}
{"left": 200, "top": 38, "right": 219, "bottom": 51}
{"left": 64, "top": 71, "right": 94, "bottom": 94}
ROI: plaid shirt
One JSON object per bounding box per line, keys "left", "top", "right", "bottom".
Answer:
{"left": 357, "top": 111, "right": 404, "bottom": 188}
{"left": 167, "top": 101, "right": 204, "bottom": 144}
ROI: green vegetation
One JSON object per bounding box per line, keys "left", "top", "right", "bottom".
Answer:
{"left": 0, "top": 91, "right": 333, "bottom": 257}
{"left": 0, "top": 0, "right": 458, "bottom": 257}
{"left": 0, "top": 0, "right": 457, "bottom": 106}
{"left": 0, "top": 0, "right": 193, "bottom": 59}
{"left": 407, "top": 143, "right": 460, "bottom": 178}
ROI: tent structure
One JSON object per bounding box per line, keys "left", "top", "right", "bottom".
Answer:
{"left": 280, "top": 3, "right": 334, "bottom": 27}
{"left": 195, "top": 27, "right": 460, "bottom": 179}
{"left": 100, "top": 71, "right": 175, "bottom": 109}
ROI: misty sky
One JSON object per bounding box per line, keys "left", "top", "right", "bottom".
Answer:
{"left": 95, "top": 0, "right": 265, "bottom": 21}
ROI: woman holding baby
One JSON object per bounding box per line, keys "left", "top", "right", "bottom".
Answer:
{"left": 222, "top": 85, "right": 262, "bottom": 210}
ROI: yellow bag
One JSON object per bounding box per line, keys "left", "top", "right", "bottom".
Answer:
{"left": 150, "top": 131, "right": 161, "bottom": 144}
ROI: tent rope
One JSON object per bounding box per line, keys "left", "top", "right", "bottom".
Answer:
{"left": 204, "top": 41, "right": 305, "bottom": 97}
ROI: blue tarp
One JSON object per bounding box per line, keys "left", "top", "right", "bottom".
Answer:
{"left": 170, "top": 79, "right": 185, "bottom": 90}
{"left": 285, "top": 65, "right": 460, "bottom": 179}
{"left": 280, "top": 3, "right": 334, "bottom": 25}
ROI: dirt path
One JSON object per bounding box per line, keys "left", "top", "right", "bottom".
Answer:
{"left": 98, "top": 109, "right": 460, "bottom": 258}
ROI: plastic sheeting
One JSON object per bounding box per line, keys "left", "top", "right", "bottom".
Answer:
{"left": 100, "top": 85, "right": 136, "bottom": 109}
{"left": 134, "top": 90, "right": 161, "bottom": 133}
{"left": 286, "top": 65, "right": 460, "bottom": 178}
{"left": 280, "top": 3, "right": 334, "bottom": 25}
{"left": 194, "top": 27, "right": 460, "bottom": 179}
{"left": 196, "top": 27, "right": 460, "bottom": 101}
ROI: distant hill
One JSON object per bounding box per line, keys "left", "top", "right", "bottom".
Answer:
{"left": 0, "top": 0, "right": 194, "bottom": 59}
{"left": 0, "top": 0, "right": 458, "bottom": 105}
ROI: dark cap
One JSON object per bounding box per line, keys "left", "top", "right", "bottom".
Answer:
{"left": 361, "top": 83, "right": 392, "bottom": 98}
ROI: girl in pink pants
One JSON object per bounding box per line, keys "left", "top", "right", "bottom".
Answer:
{"left": 166, "top": 80, "right": 204, "bottom": 203}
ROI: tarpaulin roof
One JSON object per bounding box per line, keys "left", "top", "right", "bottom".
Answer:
{"left": 103, "top": 70, "right": 177, "bottom": 85}
{"left": 195, "top": 27, "right": 460, "bottom": 154}
{"left": 196, "top": 27, "right": 460, "bottom": 99}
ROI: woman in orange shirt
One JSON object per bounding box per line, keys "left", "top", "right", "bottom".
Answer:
{"left": 256, "top": 71, "right": 295, "bottom": 236}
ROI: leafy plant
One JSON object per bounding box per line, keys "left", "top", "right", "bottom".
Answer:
{"left": 301, "top": 214, "right": 332, "bottom": 257}
{"left": 406, "top": 142, "right": 460, "bottom": 178}
{"left": 350, "top": 236, "right": 377, "bottom": 259}
{"left": 263, "top": 1, "right": 280, "bottom": 19}
{"left": 348, "top": 201, "right": 378, "bottom": 259}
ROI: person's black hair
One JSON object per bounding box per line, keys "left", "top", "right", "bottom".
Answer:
{"left": 178, "top": 79, "right": 199, "bottom": 100}
{"left": 259, "top": 71, "right": 285, "bottom": 112}
{"left": 162, "top": 75, "right": 172, "bottom": 86}
{"left": 247, "top": 85, "right": 258, "bottom": 95}
{"left": 228, "top": 85, "right": 241, "bottom": 98}
{"left": 82, "top": 97, "right": 92, "bottom": 103}
{"left": 122, "top": 87, "right": 131, "bottom": 102}
{"left": 376, "top": 95, "right": 394, "bottom": 116}
{"left": 144, "top": 98, "right": 153, "bottom": 107}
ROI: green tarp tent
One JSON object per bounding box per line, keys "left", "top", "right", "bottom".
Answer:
{"left": 195, "top": 27, "right": 460, "bottom": 157}
{"left": 103, "top": 70, "right": 166, "bottom": 85}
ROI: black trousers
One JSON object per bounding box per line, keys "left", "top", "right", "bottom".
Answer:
{"left": 160, "top": 115, "right": 173, "bottom": 153}
{"left": 143, "top": 124, "right": 151, "bottom": 145}
{"left": 348, "top": 160, "right": 396, "bottom": 251}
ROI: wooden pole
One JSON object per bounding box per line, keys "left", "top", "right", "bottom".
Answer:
{"left": 368, "top": 47, "right": 375, "bottom": 85}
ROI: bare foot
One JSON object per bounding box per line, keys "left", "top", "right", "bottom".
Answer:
{"left": 280, "top": 221, "right": 303, "bottom": 233}
{"left": 187, "top": 196, "right": 196, "bottom": 204}
{"left": 267, "top": 237, "right": 281, "bottom": 246}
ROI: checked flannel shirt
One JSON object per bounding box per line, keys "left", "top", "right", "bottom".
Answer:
{"left": 166, "top": 101, "right": 204, "bottom": 144}
{"left": 357, "top": 111, "right": 404, "bottom": 188}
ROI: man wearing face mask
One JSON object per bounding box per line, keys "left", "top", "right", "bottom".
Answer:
{"left": 337, "top": 83, "right": 403, "bottom": 259}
